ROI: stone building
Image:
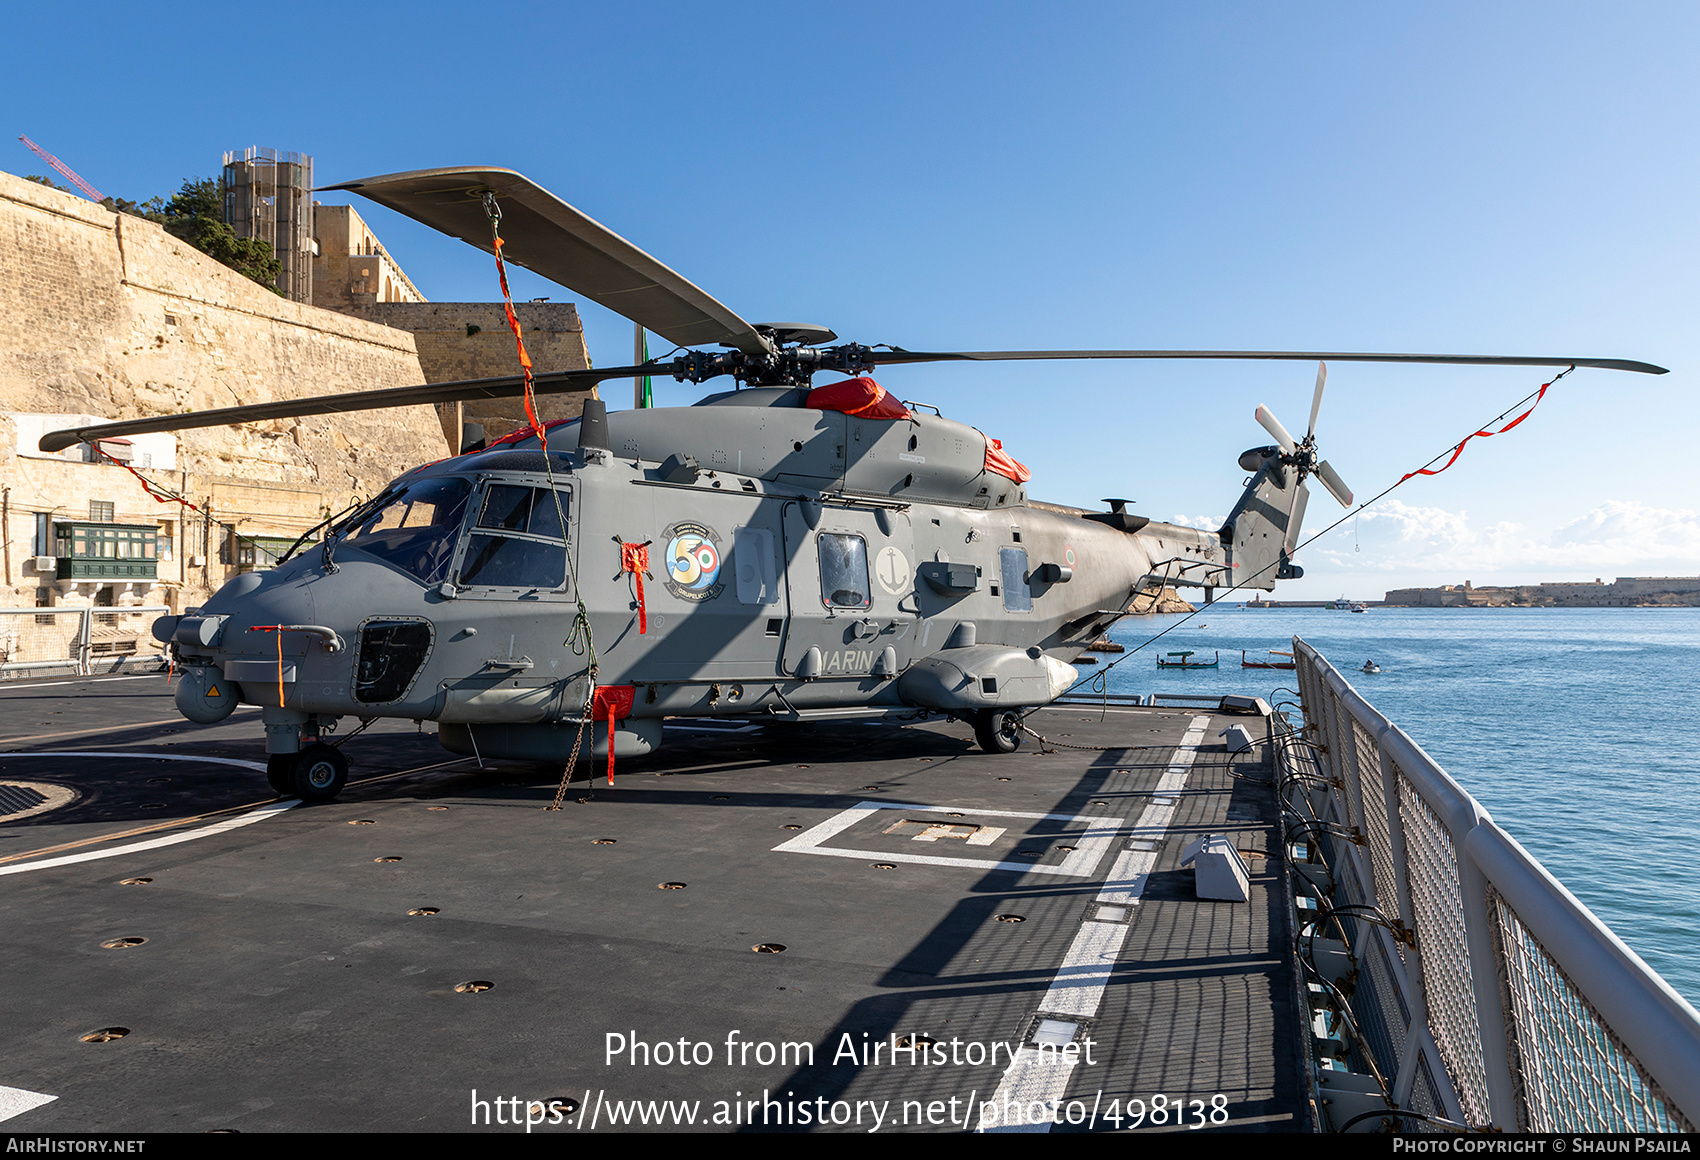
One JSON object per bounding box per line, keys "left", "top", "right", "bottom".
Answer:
{"left": 310, "top": 203, "right": 427, "bottom": 311}
{"left": 0, "top": 167, "right": 594, "bottom": 667}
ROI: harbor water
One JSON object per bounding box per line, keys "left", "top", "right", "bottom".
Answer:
{"left": 1088, "top": 605, "right": 1700, "bottom": 1009}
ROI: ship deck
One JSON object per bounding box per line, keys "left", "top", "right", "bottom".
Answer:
{"left": 0, "top": 673, "right": 1307, "bottom": 1134}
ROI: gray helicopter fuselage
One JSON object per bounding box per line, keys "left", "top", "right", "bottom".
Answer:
{"left": 162, "top": 387, "right": 1264, "bottom": 771}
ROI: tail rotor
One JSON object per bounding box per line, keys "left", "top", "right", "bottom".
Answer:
{"left": 1255, "top": 361, "right": 1354, "bottom": 508}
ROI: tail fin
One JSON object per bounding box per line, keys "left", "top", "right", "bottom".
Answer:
{"left": 1218, "top": 448, "right": 1310, "bottom": 592}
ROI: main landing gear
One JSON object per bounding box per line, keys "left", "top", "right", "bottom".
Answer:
{"left": 972, "top": 709, "right": 1024, "bottom": 754}
{"left": 266, "top": 743, "right": 349, "bottom": 803}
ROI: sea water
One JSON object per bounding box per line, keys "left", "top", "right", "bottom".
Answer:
{"left": 1087, "top": 605, "right": 1700, "bottom": 1009}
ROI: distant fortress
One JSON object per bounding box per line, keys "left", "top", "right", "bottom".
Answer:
{"left": 1244, "top": 576, "right": 1700, "bottom": 608}
{"left": 1380, "top": 577, "right": 1700, "bottom": 608}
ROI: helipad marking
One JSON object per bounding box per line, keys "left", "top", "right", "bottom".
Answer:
{"left": 0, "top": 1085, "right": 58, "bottom": 1122}
{"left": 0, "top": 751, "right": 294, "bottom": 876}
{"left": 773, "top": 801, "right": 1123, "bottom": 877}
{"left": 983, "top": 714, "right": 1212, "bottom": 1132}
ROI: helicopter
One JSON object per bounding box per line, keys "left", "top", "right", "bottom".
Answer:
{"left": 37, "top": 167, "right": 1667, "bottom": 802}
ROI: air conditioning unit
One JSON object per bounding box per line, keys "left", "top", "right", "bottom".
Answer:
{"left": 190, "top": 554, "right": 207, "bottom": 567}
{"left": 32, "top": 555, "right": 56, "bottom": 572}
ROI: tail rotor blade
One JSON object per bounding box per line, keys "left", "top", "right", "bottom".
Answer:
{"left": 1307, "top": 361, "right": 1327, "bottom": 440}
{"left": 1316, "top": 460, "right": 1354, "bottom": 508}
{"left": 1255, "top": 404, "right": 1297, "bottom": 454}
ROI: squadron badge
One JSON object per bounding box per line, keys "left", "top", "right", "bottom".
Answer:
{"left": 661, "top": 520, "right": 726, "bottom": 602}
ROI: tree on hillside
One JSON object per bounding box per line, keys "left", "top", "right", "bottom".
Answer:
{"left": 102, "top": 177, "right": 283, "bottom": 293}
{"left": 25, "top": 174, "right": 74, "bottom": 194}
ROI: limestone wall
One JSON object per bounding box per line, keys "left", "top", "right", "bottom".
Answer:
{"left": 347, "top": 301, "right": 595, "bottom": 443}
{"left": 0, "top": 168, "right": 453, "bottom": 608}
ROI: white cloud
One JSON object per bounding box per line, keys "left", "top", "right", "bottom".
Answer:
{"left": 1303, "top": 499, "right": 1700, "bottom": 580}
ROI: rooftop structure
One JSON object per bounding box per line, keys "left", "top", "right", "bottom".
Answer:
{"left": 222, "top": 147, "right": 315, "bottom": 302}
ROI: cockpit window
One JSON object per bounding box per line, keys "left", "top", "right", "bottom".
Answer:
{"left": 476, "top": 484, "right": 566, "bottom": 540}
{"left": 339, "top": 477, "right": 471, "bottom": 585}
{"left": 458, "top": 484, "right": 570, "bottom": 590}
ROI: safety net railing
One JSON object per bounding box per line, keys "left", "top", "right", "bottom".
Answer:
{"left": 0, "top": 606, "right": 170, "bottom": 677}
{"left": 1281, "top": 638, "right": 1699, "bottom": 1133}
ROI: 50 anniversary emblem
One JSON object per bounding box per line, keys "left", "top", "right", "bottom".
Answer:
{"left": 661, "top": 521, "right": 725, "bottom": 602}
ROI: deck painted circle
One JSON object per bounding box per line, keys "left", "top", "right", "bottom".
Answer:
{"left": 0, "top": 751, "right": 294, "bottom": 876}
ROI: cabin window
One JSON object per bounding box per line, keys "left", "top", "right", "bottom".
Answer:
{"left": 457, "top": 483, "right": 570, "bottom": 590}
{"left": 1000, "top": 547, "right": 1032, "bottom": 612}
{"left": 818, "top": 533, "right": 870, "bottom": 610}
{"left": 341, "top": 476, "right": 473, "bottom": 585}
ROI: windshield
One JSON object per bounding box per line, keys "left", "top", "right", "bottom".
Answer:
{"left": 339, "top": 477, "right": 472, "bottom": 585}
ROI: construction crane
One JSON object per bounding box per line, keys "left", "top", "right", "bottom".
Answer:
{"left": 17, "top": 135, "right": 105, "bottom": 202}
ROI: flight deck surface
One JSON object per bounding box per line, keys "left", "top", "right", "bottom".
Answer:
{"left": 0, "top": 674, "right": 1305, "bottom": 1133}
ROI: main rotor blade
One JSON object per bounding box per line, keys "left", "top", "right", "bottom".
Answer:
{"left": 35, "top": 366, "right": 646, "bottom": 454}
{"left": 1307, "top": 361, "right": 1327, "bottom": 441}
{"left": 322, "top": 167, "right": 775, "bottom": 358}
{"left": 861, "top": 349, "right": 1668, "bottom": 374}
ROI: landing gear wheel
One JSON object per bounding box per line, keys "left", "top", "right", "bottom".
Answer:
{"left": 973, "top": 709, "right": 1023, "bottom": 754}
{"left": 265, "top": 754, "right": 296, "bottom": 796}
{"left": 288, "top": 743, "right": 349, "bottom": 803}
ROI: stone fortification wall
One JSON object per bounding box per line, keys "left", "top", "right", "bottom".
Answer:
{"left": 345, "top": 302, "right": 595, "bottom": 444}
{"left": 0, "top": 169, "right": 447, "bottom": 491}
{"left": 0, "top": 169, "right": 452, "bottom": 609}
{"left": 1383, "top": 577, "right": 1700, "bottom": 607}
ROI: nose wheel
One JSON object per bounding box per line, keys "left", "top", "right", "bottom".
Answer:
{"left": 972, "top": 709, "right": 1024, "bottom": 754}
{"left": 266, "top": 743, "right": 349, "bottom": 802}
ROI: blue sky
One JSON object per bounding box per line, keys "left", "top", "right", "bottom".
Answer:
{"left": 7, "top": 2, "right": 1695, "bottom": 598}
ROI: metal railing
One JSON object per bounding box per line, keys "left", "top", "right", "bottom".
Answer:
{"left": 1281, "top": 638, "right": 1700, "bottom": 1132}
{"left": 0, "top": 606, "right": 170, "bottom": 677}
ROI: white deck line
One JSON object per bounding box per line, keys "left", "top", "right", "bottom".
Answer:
{"left": 981, "top": 715, "right": 1211, "bottom": 1132}
{"left": 0, "top": 1085, "right": 57, "bottom": 1123}
{"left": 0, "top": 751, "right": 291, "bottom": 876}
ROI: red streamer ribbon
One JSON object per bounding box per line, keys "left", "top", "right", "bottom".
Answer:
{"left": 620, "top": 541, "right": 651, "bottom": 634}
{"left": 487, "top": 222, "right": 544, "bottom": 442}
{"left": 247, "top": 625, "right": 288, "bottom": 707}
{"left": 1400, "top": 372, "right": 1564, "bottom": 484}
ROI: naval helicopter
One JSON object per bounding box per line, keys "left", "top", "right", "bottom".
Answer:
{"left": 38, "top": 167, "right": 1667, "bottom": 802}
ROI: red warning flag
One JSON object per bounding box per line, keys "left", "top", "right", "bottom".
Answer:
{"left": 591, "top": 685, "right": 637, "bottom": 785}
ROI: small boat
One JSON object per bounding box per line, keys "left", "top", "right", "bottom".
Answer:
{"left": 1242, "top": 649, "right": 1297, "bottom": 670}
{"left": 1361, "top": 660, "right": 1381, "bottom": 673}
{"left": 1329, "top": 596, "right": 1368, "bottom": 612}
{"left": 1158, "top": 650, "right": 1219, "bottom": 669}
